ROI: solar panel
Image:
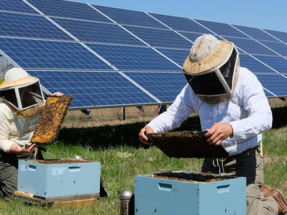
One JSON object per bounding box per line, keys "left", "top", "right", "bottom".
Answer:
{"left": 86, "top": 43, "right": 180, "bottom": 71}
{"left": 259, "top": 40, "right": 287, "bottom": 57}
{"left": 223, "top": 36, "right": 278, "bottom": 55}
{"left": 149, "top": 13, "right": 211, "bottom": 34}
{"left": 125, "top": 26, "right": 192, "bottom": 49}
{"left": 232, "top": 24, "right": 279, "bottom": 42}
{"left": 28, "top": 71, "right": 158, "bottom": 108}
{"left": 156, "top": 48, "right": 189, "bottom": 66}
{"left": 0, "top": 12, "right": 71, "bottom": 40}
{"left": 239, "top": 54, "right": 279, "bottom": 74}
{"left": 252, "top": 55, "right": 287, "bottom": 74}
{"left": 0, "top": 0, "right": 38, "bottom": 14}
{"left": 0, "top": 37, "right": 111, "bottom": 70}
{"left": 27, "top": 0, "right": 111, "bottom": 22}
{"left": 52, "top": 18, "right": 145, "bottom": 45}
{"left": 257, "top": 73, "right": 287, "bottom": 97}
{"left": 1, "top": 0, "right": 287, "bottom": 110}
{"left": 125, "top": 72, "right": 186, "bottom": 102}
{"left": 194, "top": 19, "right": 248, "bottom": 38}
{"left": 94, "top": 5, "right": 167, "bottom": 29}
{"left": 263, "top": 29, "right": 287, "bottom": 43}
{"left": 179, "top": 31, "right": 211, "bottom": 42}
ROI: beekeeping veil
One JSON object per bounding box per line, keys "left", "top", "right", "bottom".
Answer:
{"left": 0, "top": 68, "right": 45, "bottom": 117}
{"left": 183, "top": 34, "right": 240, "bottom": 104}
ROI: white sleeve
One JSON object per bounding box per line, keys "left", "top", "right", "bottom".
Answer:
{"left": 229, "top": 72, "right": 272, "bottom": 143}
{"left": 0, "top": 117, "right": 15, "bottom": 153}
{"left": 147, "top": 84, "right": 196, "bottom": 133}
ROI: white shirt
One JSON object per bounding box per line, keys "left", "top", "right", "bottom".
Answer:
{"left": 147, "top": 67, "right": 273, "bottom": 156}
{"left": 0, "top": 103, "right": 39, "bottom": 152}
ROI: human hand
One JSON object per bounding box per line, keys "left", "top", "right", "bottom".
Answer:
{"left": 23, "top": 143, "right": 38, "bottom": 153}
{"left": 139, "top": 126, "right": 154, "bottom": 145}
{"left": 9, "top": 143, "right": 38, "bottom": 154}
{"left": 205, "top": 123, "right": 233, "bottom": 146}
{"left": 51, "top": 92, "right": 64, "bottom": 96}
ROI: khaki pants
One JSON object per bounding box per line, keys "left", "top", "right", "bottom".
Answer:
{"left": 201, "top": 146, "right": 279, "bottom": 215}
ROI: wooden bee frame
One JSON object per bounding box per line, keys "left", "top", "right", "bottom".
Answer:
{"left": 31, "top": 95, "right": 72, "bottom": 144}
{"left": 148, "top": 131, "right": 228, "bottom": 158}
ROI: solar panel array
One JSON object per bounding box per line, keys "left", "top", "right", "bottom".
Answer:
{"left": 0, "top": 0, "right": 287, "bottom": 109}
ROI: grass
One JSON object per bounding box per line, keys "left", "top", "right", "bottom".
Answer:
{"left": 1, "top": 126, "right": 287, "bottom": 215}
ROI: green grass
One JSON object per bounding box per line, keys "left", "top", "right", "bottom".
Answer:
{"left": 0, "top": 127, "right": 286, "bottom": 215}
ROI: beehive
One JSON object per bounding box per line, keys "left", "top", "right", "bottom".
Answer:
{"left": 135, "top": 171, "right": 246, "bottom": 215}
{"left": 18, "top": 159, "right": 101, "bottom": 198}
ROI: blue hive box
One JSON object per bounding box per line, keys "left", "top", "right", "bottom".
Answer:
{"left": 135, "top": 171, "right": 246, "bottom": 215}
{"left": 18, "top": 159, "right": 101, "bottom": 198}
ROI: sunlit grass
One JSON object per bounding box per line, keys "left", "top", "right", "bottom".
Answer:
{"left": 0, "top": 127, "right": 286, "bottom": 214}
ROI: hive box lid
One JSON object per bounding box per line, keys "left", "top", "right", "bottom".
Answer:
{"left": 135, "top": 171, "right": 246, "bottom": 215}
{"left": 18, "top": 159, "right": 101, "bottom": 198}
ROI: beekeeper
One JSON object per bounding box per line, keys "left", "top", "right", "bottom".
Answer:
{"left": 0, "top": 67, "right": 63, "bottom": 198}
{"left": 139, "top": 34, "right": 287, "bottom": 214}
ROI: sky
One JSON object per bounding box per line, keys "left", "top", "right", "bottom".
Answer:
{"left": 69, "top": 0, "right": 287, "bottom": 32}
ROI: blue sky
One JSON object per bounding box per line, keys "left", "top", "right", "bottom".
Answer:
{"left": 70, "top": 0, "right": 287, "bottom": 32}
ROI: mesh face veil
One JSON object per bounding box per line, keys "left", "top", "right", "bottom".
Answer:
{"left": 184, "top": 46, "right": 239, "bottom": 97}
{"left": 0, "top": 79, "right": 45, "bottom": 111}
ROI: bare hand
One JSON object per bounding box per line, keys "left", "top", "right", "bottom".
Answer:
{"left": 139, "top": 126, "right": 154, "bottom": 145}
{"left": 205, "top": 123, "right": 233, "bottom": 146}
{"left": 23, "top": 143, "right": 38, "bottom": 153}
{"left": 51, "top": 92, "right": 64, "bottom": 96}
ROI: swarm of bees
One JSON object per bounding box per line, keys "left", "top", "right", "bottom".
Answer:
{"left": 147, "top": 131, "right": 228, "bottom": 158}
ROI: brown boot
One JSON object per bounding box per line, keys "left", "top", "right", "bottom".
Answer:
{"left": 267, "top": 188, "right": 287, "bottom": 214}
{"left": 261, "top": 185, "right": 271, "bottom": 197}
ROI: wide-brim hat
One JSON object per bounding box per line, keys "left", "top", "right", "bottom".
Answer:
{"left": 183, "top": 34, "right": 234, "bottom": 75}
{"left": 0, "top": 68, "right": 38, "bottom": 89}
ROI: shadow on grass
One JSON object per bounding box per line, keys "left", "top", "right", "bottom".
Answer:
{"left": 58, "top": 106, "right": 287, "bottom": 150}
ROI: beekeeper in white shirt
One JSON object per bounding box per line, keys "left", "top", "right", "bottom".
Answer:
{"left": 139, "top": 34, "right": 286, "bottom": 215}
{"left": 0, "top": 67, "right": 62, "bottom": 198}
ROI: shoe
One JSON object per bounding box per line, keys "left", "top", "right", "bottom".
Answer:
{"left": 266, "top": 188, "right": 287, "bottom": 214}
{"left": 261, "top": 185, "right": 271, "bottom": 197}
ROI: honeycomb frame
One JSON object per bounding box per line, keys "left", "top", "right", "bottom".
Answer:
{"left": 147, "top": 131, "right": 228, "bottom": 158}
{"left": 31, "top": 95, "right": 72, "bottom": 144}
